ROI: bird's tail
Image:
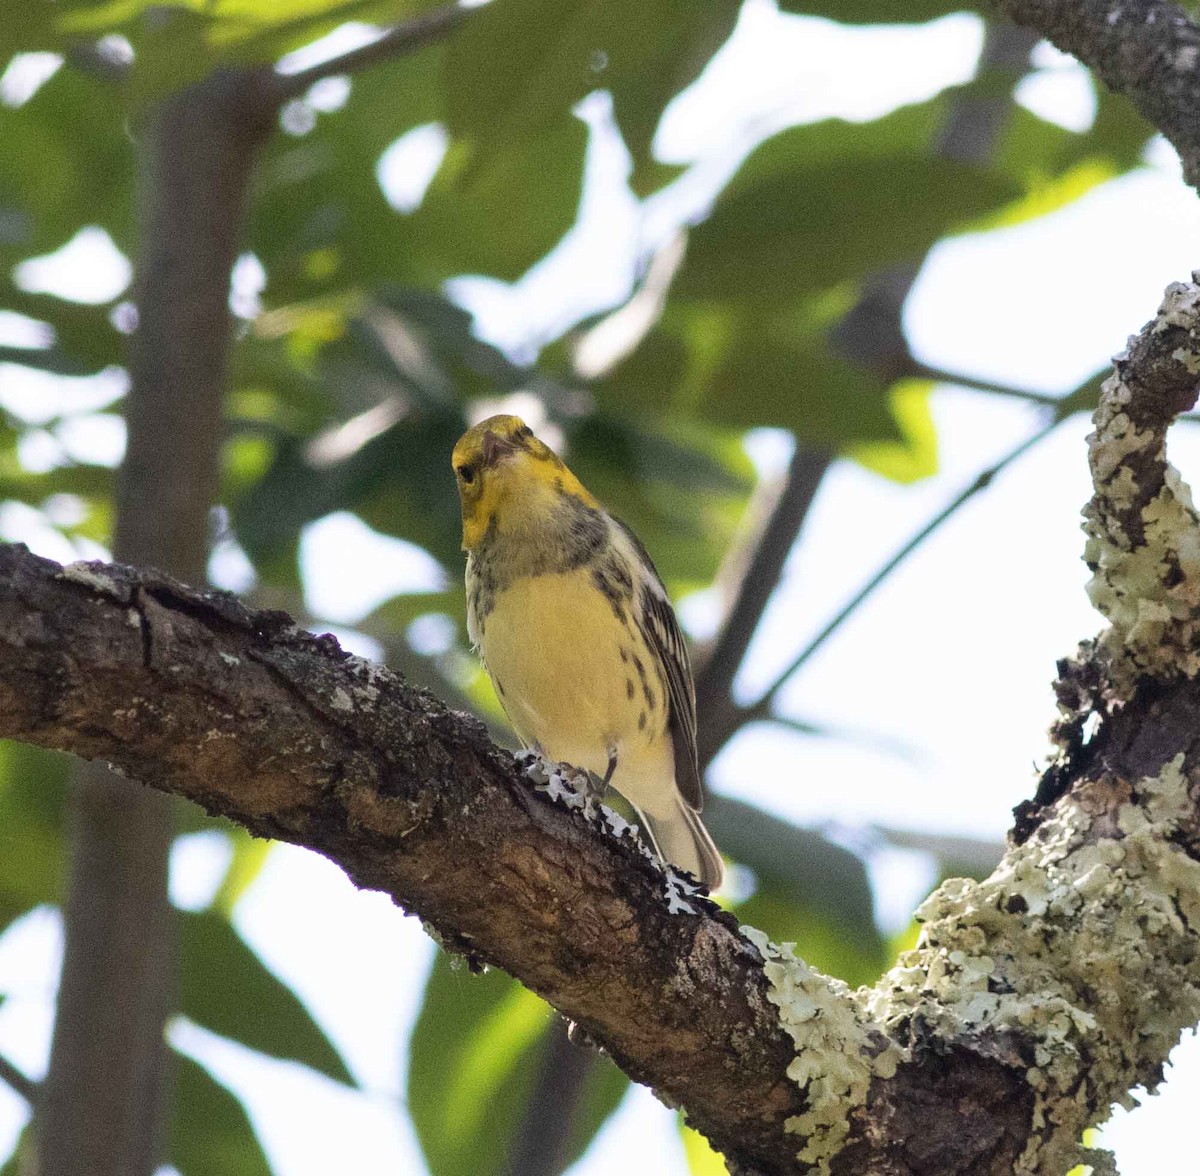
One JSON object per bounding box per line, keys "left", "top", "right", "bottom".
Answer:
{"left": 637, "top": 799, "right": 725, "bottom": 893}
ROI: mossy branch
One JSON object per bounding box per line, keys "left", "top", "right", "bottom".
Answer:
{"left": 3, "top": 278, "right": 1200, "bottom": 1172}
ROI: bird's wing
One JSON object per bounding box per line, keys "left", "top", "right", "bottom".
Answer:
{"left": 613, "top": 518, "right": 704, "bottom": 812}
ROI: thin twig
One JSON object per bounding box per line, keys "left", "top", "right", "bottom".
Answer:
{"left": 0, "top": 1054, "right": 37, "bottom": 1106}
{"left": 764, "top": 714, "right": 924, "bottom": 763}
{"left": 272, "top": 1, "right": 468, "bottom": 101}
{"left": 694, "top": 445, "right": 832, "bottom": 769}
{"left": 871, "top": 825, "right": 1004, "bottom": 875}
{"left": 744, "top": 416, "right": 1063, "bottom": 720}
{"left": 910, "top": 362, "right": 1068, "bottom": 408}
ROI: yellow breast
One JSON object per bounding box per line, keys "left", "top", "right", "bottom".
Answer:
{"left": 473, "top": 568, "right": 670, "bottom": 782}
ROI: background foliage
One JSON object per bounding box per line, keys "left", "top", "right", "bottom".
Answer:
{"left": 0, "top": 0, "right": 1156, "bottom": 1171}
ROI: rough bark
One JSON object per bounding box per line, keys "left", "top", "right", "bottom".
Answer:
{"left": 3, "top": 275, "right": 1200, "bottom": 1173}
{"left": 35, "top": 68, "right": 276, "bottom": 1176}
{"left": 993, "top": 0, "right": 1200, "bottom": 190}
{"left": 0, "top": 548, "right": 806, "bottom": 1172}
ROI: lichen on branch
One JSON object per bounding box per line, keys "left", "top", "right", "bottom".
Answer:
{"left": 4, "top": 274, "right": 1200, "bottom": 1173}
{"left": 1084, "top": 278, "right": 1200, "bottom": 686}
{"left": 865, "top": 754, "right": 1200, "bottom": 1174}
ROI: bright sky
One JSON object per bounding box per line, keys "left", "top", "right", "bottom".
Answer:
{"left": 2, "top": 2, "right": 1200, "bottom": 1172}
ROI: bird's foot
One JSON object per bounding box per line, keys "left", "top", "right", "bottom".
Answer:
{"left": 519, "top": 750, "right": 601, "bottom": 818}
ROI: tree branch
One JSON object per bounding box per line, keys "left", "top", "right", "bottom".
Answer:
{"left": 4, "top": 275, "right": 1200, "bottom": 1174}
{"left": 37, "top": 69, "right": 278, "bottom": 1176}
{"left": 0, "top": 547, "right": 806, "bottom": 1172}
{"left": 694, "top": 445, "right": 832, "bottom": 770}
{"left": 271, "top": 1, "right": 468, "bottom": 101}
{"left": 994, "top": 0, "right": 1200, "bottom": 190}
{"left": 0, "top": 1055, "right": 37, "bottom": 1107}
{"left": 506, "top": 1020, "right": 604, "bottom": 1176}
{"left": 694, "top": 26, "right": 1041, "bottom": 773}
{"left": 743, "top": 415, "right": 1062, "bottom": 722}
{"left": 907, "top": 362, "right": 1068, "bottom": 408}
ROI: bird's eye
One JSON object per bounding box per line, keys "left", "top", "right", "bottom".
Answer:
{"left": 456, "top": 464, "right": 476, "bottom": 485}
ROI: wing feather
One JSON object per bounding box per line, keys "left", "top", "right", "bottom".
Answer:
{"left": 613, "top": 518, "right": 704, "bottom": 811}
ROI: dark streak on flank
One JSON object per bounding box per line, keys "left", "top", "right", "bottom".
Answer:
{"left": 638, "top": 710, "right": 648, "bottom": 732}
{"left": 631, "top": 653, "right": 652, "bottom": 711}
{"left": 626, "top": 678, "right": 636, "bottom": 701}
{"left": 591, "top": 559, "right": 631, "bottom": 621}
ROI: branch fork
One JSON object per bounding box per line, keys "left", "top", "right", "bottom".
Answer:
{"left": 5, "top": 229, "right": 1200, "bottom": 1174}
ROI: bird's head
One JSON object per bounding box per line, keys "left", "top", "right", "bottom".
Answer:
{"left": 452, "top": 415, "right": 595, "bottom": 550}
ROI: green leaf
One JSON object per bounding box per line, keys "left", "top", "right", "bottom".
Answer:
{"left": 682, "top": 1120, "right": 728, "bottom": 1175}
{"left": 416, "top": 115, "right": 588, "bottom": 282}
{"left": 176, "top": 909, "right": 355, "bottom": 1087}
{"left": 409, "top": 953, "right": 552, "bottom": 1176}
{"left": 552, "top": 1043, "right": 629, "bottom": 1171}
{"left": 563, "top": 413, "right": 755, "bottom": 590}
{"left": 0, "top": 65, "right": 133, "bottom": 265}
{"left": 443, "top": 0, "right": 738, "bottom": 165}
{"left": 710, "top": 797, "right": 886, "bottom": 985}
{"left": 363, "top": 588, "right": 465, "bottom": 637}
{"left": 0, "top": 8, "right": 58, "bottom": 62}
{"left": 409, "top": 952, "right": 630, "bottom": 1176}
{"left": 247, "top": 51, "right": 445, "bottom": 300}
{"left": 589, "top": 293, "right": 908, "bottom": 451}
{"left": 372, "top": 284, "right": 529, "bottom": 395}
{"left": 1087, "top": 84, "right": 1153, "bottom": 168}
{"left": 124, "top": 6, "right": 220, "bottom": 106}
{"left": 231, "top": 407, "right": 467, "bottom": 575}
{"left": 0, "top": 741, "right": 69, "bottom": 936}
{"left": 212, "top": 831, "right": 273, "bottom": 917}
{"left": 846, "top": 379, "right": 939, "bottom": 483}
{"left": 0, "top": 289, "right": 124, "bottom": 374}
{"left": 169, "top": 1051, "right": 271, "bottom": 1176}
{"left": 1054, "top": 369, "right": 1105, "bottom": 422}
{"left": 209, "top": 0, "right": 438, "bottom": 65}
{"left": 251, "top": 46, "right": 586, "bottom": 290}
{"left": 0, "top": 344, "right": 92, "bottom": 375}
{"left": 677, "top": 148, "right": 1020, "bottom": 302}
{"left": 51, "top": 0, "right": 445, "bottom": 103}
{"left": 0, "top": 1127, "right": 32, "bottom": 1176}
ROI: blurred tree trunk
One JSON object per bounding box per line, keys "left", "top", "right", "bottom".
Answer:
{"left": 33, "top": 69, "right": 274, "bottom": 1176}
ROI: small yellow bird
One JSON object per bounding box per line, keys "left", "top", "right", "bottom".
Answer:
{"left": 452, "top": 414, "right": 724, "bottom": 891}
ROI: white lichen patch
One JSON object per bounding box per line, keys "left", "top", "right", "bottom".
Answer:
{"left": 520, "top": 754, "right": 693, "bottom": 911}
{"left": 601, "top": 804, "right": 633, "bottom": 838}
{"left": 1155, "top": 280, "right": 1200, "bottom": 331}
{"left": 1083, "top": 279, "right": 1200, "bottom": 683}
{"left": 664, "top": 871, "right": 697, "bottom": 915}
{"left": 865, "top": 755, "right": 1200, "bottom": 1174}
{"left": 1085, "top": 460, "right": 1200, "bottom": 680}
{"left": 523, "top": 754, "right": 592, "bottom": 813}
{"left": 58, "top": 562, "right": 122, "bottom": 597}
{"left": 342, "top": 654, "right": 386, "bottom": 704}
{"left": 741, "top": 926, "right": 902, "bottom": 1172}
{"left": 329, "top": 686, "right": 354, "bottom": 712}
{"left": 218, "top": 651, "right": 240, "bottom": 666}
